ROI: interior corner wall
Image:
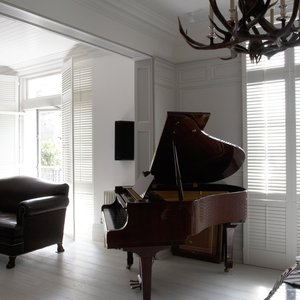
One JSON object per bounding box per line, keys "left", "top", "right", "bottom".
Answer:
{"left": 173, "top": 20, "right": 235, "bottom": 63}
{"left": 154, "top": 57, "right": 244, "bottom": 173}
{"left": 92, "top": 54, "right": 135, "bottom": 241}
{"left": 176, "top": 58, "right": 243, "bottom": 150}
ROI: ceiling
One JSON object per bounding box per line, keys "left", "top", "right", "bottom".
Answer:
{"left": 0, "top": 0, "right": 297, "bottom": 73}
{"left": 0, "top": 14, "right": 111, "bottom": 75}
{"left": 133, "top": 0, "right": 295, "bottom": 18}
{"left": 134, "top": 0, "right": 209, "bottom": 19}
{"left": 0, "top": 0, "right": 203, "bottom": 74}
{"left": 0, "top": 15, "right": 77, "bottom": 68}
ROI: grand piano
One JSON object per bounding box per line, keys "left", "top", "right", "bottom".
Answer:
{"left": 102, "top": 111, "right": 247, "bottom": 300}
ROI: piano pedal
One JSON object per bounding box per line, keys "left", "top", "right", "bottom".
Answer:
{"left": 129, "top": 280, "right": 141, "bottom": 290}
{"left": 129, "top": 275, "right": 142, "bottom": 290}
{"left": 130, "top": 283, "right": 141, "bottom": 290}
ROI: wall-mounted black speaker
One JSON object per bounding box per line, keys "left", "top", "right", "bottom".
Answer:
{"left": 115, "top": 121, "right": 134, "bottom": 160}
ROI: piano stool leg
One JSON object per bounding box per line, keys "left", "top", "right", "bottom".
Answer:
{"left": 125, "top": 246, "right": 168, "bottom": 300}
{"left": 223, "top": 223, "right": 237, "bottom": 272}
{"left": 126, "top": 251, "right": 134, "bottom": 269}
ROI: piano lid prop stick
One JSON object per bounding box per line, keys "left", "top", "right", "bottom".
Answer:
{"left": 172, "top": 138, "right": 184, "bottom": 201}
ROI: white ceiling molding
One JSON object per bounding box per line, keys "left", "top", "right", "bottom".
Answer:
{"left": 75, "top": 0, "right": 178, "bottom": 42}
{"left": 7, "top": 50, "right": 72, "bottom": 77}
{"left": 7, "top": 44, "right": 114, "bottom": 77}
{"left": 0, "top": 1, "right": 150, "bottom": 61}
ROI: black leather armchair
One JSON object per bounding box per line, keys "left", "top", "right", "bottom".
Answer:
{"left": 0, "top": 176, "right": 69, "bottom": 268}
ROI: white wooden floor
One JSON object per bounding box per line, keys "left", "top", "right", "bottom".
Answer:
{"left": 0, "top": 238, "right": 281, "bottom": 300}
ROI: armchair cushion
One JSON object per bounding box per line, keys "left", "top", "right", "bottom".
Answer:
{"left": 0, "top": 212, "right": 22, "bottom": 242}
{"left": 17, "top": 195, "right": 69, "bottom": 224}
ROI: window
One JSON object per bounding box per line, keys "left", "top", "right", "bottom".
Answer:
{"left": 27, "top": 73, "right": 62, "bottom": 99}
{"left": 244, "top": 49, "right": 300, "bottom": 269}
{"left": 38, "top": 110, "right": 62, "bottom": 182}
{"left": 23, "top": 73, "right": 63, "bottom": 181}
{"left": 23, "top": 64, "right": 94, "bottom": 240}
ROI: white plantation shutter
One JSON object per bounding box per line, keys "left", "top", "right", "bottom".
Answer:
{"left": 0, "top": 75, "right": 19, "bottom": 111}
{"left": 295, "top": 79, "right": 300, "bottom": 195}
{"left": 62, "top": 58, "right": 74, "bottom": 237}
{"left": 295, "top": 78, "right": 300, "bottom": 256}
{"left": 245, "top": 51, "right": 284, "bottom": 71}
{"left": 0, "top": 114, "right": 19, "bottom": 177}
{"left": 244, "top": 51, "right": 293, "bottom": 269}
{"left": 246, "top": 80, "right": 286, "bottom": 194}
{"left": 62, "top": 58, "right": 94, "bottom": 239}
{"left": 0, "top": 75, "right": 20, "bottom": 177}
{"left": 73, "top": 60, "right": 93, "bottom": 239}
{"left": 73, "top": 63, "right": 93, "bottom": 183}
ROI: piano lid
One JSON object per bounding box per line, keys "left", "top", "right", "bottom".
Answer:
{"left": 149, "top": 111, "right": 245, "bottom": 184}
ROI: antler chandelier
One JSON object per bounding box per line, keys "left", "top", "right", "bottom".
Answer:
{"left": 179, "top": 0, "right": 300, "bottom": 63}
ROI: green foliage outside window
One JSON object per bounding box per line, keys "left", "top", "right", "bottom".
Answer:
{"left": 41, "top": 140, "right": 61, "bottom": 166}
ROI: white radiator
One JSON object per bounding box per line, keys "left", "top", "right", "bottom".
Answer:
{"left": 103, "top": 190, "right": 115, "bottom": 204}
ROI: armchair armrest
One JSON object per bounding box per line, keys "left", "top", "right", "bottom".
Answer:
{"left": 17, "top": 196, "right": 69, "bottom": 225}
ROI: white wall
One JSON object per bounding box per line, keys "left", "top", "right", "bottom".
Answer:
{"left": 176, "top": 58, "right": 243, "bottom": 149}
{"left": 174, "top": 19, "right": 236, "bottom": 63}
{"left": 92, "top": 53, "right": 135, "bottom": 240}
{"left": 153, "top": 57, "right": 243, "bottom": 155}
{"left": 154, "top": 58, "right": 176, "bottom": 147}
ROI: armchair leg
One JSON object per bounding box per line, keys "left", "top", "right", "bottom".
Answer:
{"left": 57, "top": 243, "right": 65, "bottom": 253}
{"left": 6, "top": 256, "right": 16, "bottom": 269}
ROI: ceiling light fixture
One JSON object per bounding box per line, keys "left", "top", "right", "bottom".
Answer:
{"left": 179, "top": 0, "right": 300, "bottom": 63}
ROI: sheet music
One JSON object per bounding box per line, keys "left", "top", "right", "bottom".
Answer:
{"left": 132, "top": 172, "right": 154, "bottom": 199}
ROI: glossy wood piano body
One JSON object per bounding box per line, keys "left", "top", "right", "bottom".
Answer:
{"left": 102, "top": 111, "right": 247, "bottom": 300}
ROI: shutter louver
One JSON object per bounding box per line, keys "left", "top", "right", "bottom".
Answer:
{"left": 0, "top": 75, "right": 18, "bottom": 111}
{"left": 0, "top": 75, "right": 19, "bottom": 177}
{"left": 62, "top": 59, "right": 94, "bottom": 240}
{"left": 62, "top": 59, "right": 74, "bottom": 237}
{"left": 246, "top": 50, "right": 284, "bottom": 71}
{"left": 295, "top": 79, "right": 300, "bottom": 194}
{"left": 0, "top": 114, "right": 19, "bottom": 177}
{"left": 73, "top": 65, "right": 93, "bottom": 184}
{"left": 246, "top": 80, "right": 286, "bottom": 194}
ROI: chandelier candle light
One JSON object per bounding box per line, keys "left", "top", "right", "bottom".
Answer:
{"left": 179, "top": 0, "right": 300, "bottom": 63}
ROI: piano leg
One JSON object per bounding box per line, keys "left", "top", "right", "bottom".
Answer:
{"left": 223, "top": 223, "right": 237, "bottom": 272}
{"left": 126, "top": 251, "right": 134, "bottom": 269}
{"left": 124, "top": 246, "right": 168, "bottom": 300}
